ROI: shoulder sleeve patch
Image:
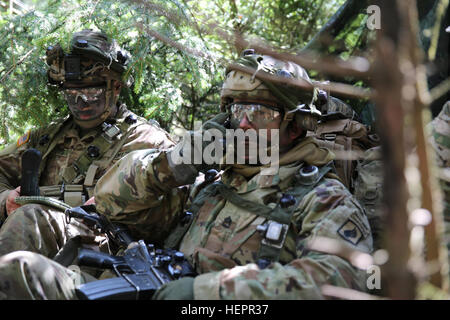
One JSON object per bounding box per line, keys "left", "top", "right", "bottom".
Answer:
{"left": 338, "top": 219, "right": 364, "bottom": 245}
{"left": 17, "top": 130, "right": 31, "bottom": 147}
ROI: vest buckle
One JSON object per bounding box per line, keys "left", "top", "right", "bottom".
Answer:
{"left": 257, "top": 220, "right": 289, "bottom": 249}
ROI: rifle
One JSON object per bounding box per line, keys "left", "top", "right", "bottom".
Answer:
{"left": 64, "top": 205, "right": 196, "bottom": 300}
{"left": 65, "top": 205, "right": 133, "bottom": 250}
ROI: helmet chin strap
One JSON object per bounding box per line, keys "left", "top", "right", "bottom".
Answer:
{"left": 73, "top": 80, "right": 118, "bottom": 129}
{"left": 279, "top": 108, "right": 295, "bottom": 137}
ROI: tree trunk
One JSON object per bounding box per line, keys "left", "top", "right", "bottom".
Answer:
{"left": 372, "top": 0, "right": 417, "bottom": 299}
{"left": 373, "top": 0, "right": 448, "bottom": 298}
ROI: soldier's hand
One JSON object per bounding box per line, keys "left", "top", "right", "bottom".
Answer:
{"left": 6, "top": 187, "right": 21, "bottom": 216}
{"left": 84, "top": 196, "right": 96, "bottom": 205}
{"left": 202, "top": 112, "right": 229, "bottom": 135}
{"left": 167, "top": 113, "right": 230, "bottom": 185}
{"left": 153, "top": 277, "right": 194, "bottom": 300}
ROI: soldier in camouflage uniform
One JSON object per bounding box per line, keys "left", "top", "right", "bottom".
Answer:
{"left": 310, "top": 94, "right": 383, "bottom": 250}
{"left": 428, "top": 101, "right": 450, "bottom": 274}
{"left": 0, "top": 51, "right": 372, "bottom": 299}
{"left": 0, "top": 30, "right": 174, "bottom": 260}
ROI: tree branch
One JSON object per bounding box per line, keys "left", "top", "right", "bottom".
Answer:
{"left": 0, "top": 48, "right": 34, "bottom": 83}
{"left": 302, "top": 0, "right": 368, "bottom": 52}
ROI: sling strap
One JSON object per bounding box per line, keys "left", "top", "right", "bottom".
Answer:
{"left": 164, "top": 172, "right": 223, "bottom": 249}
{"left": 164, "top": 163, "right": 333, "bottom": 266}
{"left": 28, "top": 109, "right": 143, "bottom": 207}
{"left": 61, "top": 119, "right": 138, "bottom": 184}
{"left": 212, "top": 164, "right": 332, "bottom": 266}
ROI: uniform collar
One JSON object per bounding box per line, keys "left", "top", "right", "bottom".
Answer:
{"left": 222, "top": 161, "right": 303, "bottom": 193}
{"left": 64, "top": 103, "right": 130, "bottom": 140}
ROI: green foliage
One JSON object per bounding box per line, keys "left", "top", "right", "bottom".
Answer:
{"left": 0, "top": 0, "right": 222, "bottom": 142}
{"left": 0, "top": 0, "right": 362, "bottom": 146}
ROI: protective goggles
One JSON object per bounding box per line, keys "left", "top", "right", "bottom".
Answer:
{"left": 229, "top": 103, "right": 282, "bottom": 127}
{"left": 63, "top": 87, "right": 106, "bottom": 105}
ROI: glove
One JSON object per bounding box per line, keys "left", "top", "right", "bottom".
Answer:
{"left": 153, "top": 277, "right": 195, "bottom": 300}
{"left": 167, "top": 113, "right": 230, "bottom": 184}
{"left": 202, "top": 112, "right": 229, "bottom": 135}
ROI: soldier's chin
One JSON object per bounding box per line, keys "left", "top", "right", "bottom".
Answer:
{"left": 236, "top": 147, "right": 259, "bottom": 165}
{"left": 245, "top": 154, "right": 259, "bottom": 165}
{"left": 74, "top": 117, "right": 105, "bottom": 129}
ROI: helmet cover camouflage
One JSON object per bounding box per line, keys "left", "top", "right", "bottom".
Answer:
{"left": 221, "top": 51, "right": 321, "bottom": 131}
{"left": 46, "top": 29, "right": 132, "bottom": 88}
{"left": 321, "top": 96, "right": 359, "bottom": 121}
{"left": 45, "top": 30, "right": 134, "bottom": 128}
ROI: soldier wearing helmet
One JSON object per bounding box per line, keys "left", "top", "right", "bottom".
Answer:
{"left": 46, "top": 30, "right": 132, "bottom": 130}
{"left": 0, "top": 30, "right": 174, "bottom": 262}
{"left": 428, "top": 101, "right": 450, "bottom": 278}
{"left": 221, "top": 49, "right": 321, "bottom": 131}
{"left": 0, "top": 51, "right": 373, "bottom": 300}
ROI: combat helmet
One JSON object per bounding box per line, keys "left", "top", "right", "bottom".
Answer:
{"left": 220, "top": 49, "right": 322, "bottom": 131}
{"left": 45, "top": 29, "right": 131, "bottom": 126}
{"left": 316, "top": 89, "right": 360, "bottom": 122}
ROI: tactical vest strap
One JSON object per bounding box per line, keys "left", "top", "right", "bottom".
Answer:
{"left": 61, "top": 127, "right": 117, "bottom": 183}
{"left": 189, "top": 165, "right": 332, "bottom": 265}
{"left": 84, "top": 164, "right": 99, "bottom": 187}
{"left": 36, "top": 117, "right": 72, "bottom": 177}
{"left": 63, "top": 184, "right": 84, "bottom": 207}
{"left": 62, "top": 115, "right": 141, "bottom": 184}
{"left": 214, "top": 183, "right": 274, "bottom": 219}
{"left": 214, "top": 165, "right": 332, "bottom": 222}
{"left": 163, "top": 179, "right": 223, "bottom": 249}
{"left": 256, "top": 165, "right": 332, "bottom": 265}
{"left": 165, "top": 163, "right": 333, "bottom": 263}
{"left": 38, "top": 184, "right": 85, "bottom": 207}
{"left": 34, "top": 111, "right": 142, "bottom": 207}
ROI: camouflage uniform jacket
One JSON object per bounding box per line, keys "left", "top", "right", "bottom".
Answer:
{"left": 95, "top": 138, "right": 373, "bottom": 300}
{"left": 428, "top": 101, "right": 450, "bottom": 268}
{"left": 0, "top": 104, "right": 175, "bottom": 222}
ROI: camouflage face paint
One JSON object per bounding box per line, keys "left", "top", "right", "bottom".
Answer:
{"left": 64, "top": 87, "right": 107, "bottom": 121}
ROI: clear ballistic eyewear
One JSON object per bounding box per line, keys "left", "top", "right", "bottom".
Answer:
{"left": 229, "top": 103, "right": 282, "bottom": 127}
{"left": 63, "top": 87, "right": 106, "bottom": 105}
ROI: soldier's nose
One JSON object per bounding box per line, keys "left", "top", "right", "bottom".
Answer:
{"left": 239, "top": 113, "right": 253, "bottom": 131}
